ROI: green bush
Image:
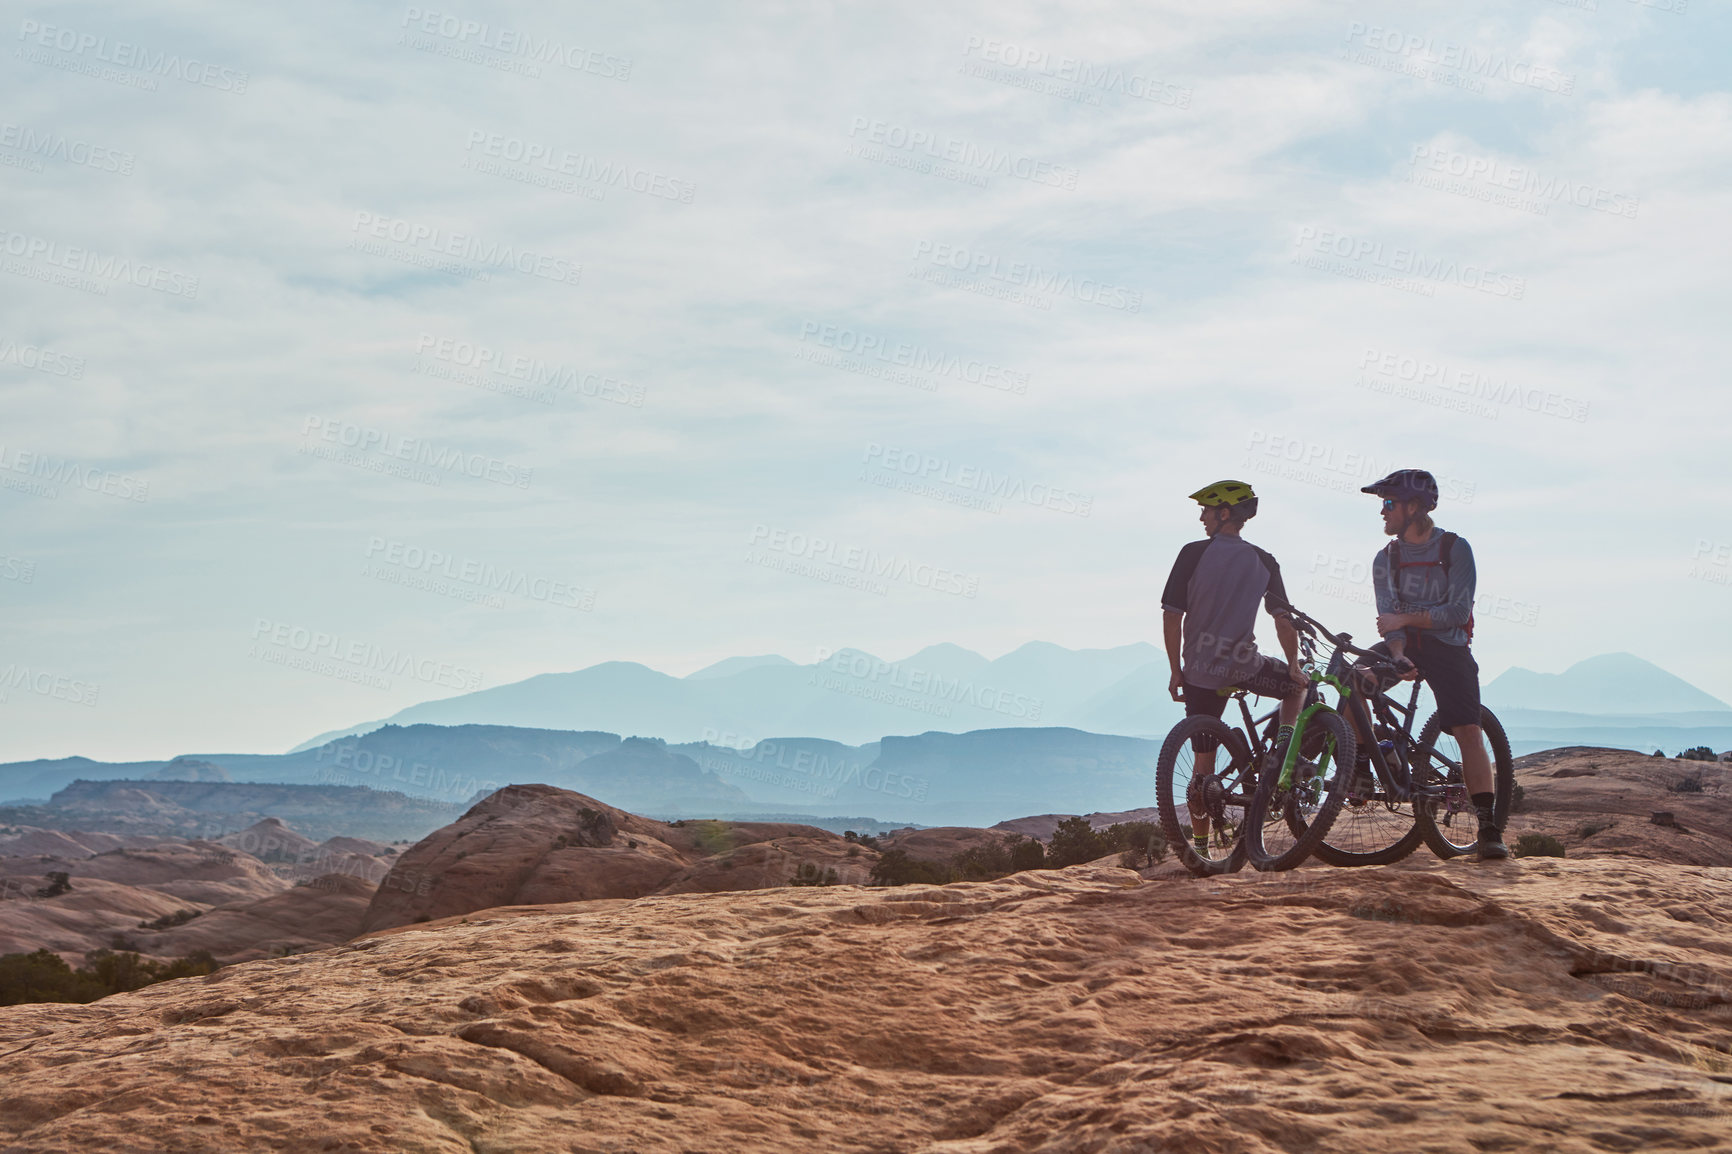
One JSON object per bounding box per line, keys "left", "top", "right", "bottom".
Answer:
{"left": 0, "top": 948, "right": 218, "bottom": 1006}
{"left": 868, "top": 849, "right": 953, "bottom": 887}
{"left": 1513, "top": 833, "right": 1566, "bottom": 859}
{"left": 139, "top": 909, "right": 201, "bottom": 931}
{"left": 788, "top": 863, "right": 839, "bottom": 887}
{"left": 1007, "top": 835, "right": 1046, "bottom": 872}
{"left": 1101, "top": 821, "right": 1167, "bottom": 868}
{"left": 1670, "top": 775, "right": 1705, "bottom": 794}
{"left": 36, "top": 872, "right": 72, "bottom": 899}
{"left": 1679, "top": 746, "right": 1717, "bottom": 762}
{"left": 1046, "top": 817, "right": 1106, "bottom": 868}
{"left": 1510, "top": 782, "right": 1526, "bottom": 813}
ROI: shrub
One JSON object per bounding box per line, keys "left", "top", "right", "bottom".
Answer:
{"left": 1101, "top": 821, "right": 1167, "bottom": 868}
{"left": 951, "top": 840, "right": 1013, "bottom": 881}
{"left": 1513, "top": 833, "right": 1566, "bottom": 858}
{"left": 1679, "top": 746, "right": 1717, "bottom": 762}
{"left": 1670, "top": 775, "right": 1705, "bottom": 794}
{"left": 0, "top": 948, "right": 218, "bottom": 1007}
{"left": 868, "top": 849, "right": 952, "bottom": 887}
{"left": 1652, "top": 749, "right": 1666, "bottom": 758}
{"left": 1007, "top": 835, "right": 1046, "bottom": 872}
{"left": 1047, "top": 817, "right": 1107, "bottom": 868}
{"left": 35, "top": 872, "right": 72, "bottom": 899}
{"left": 788, "top": 863, "right": 839, "bottom": 887}
{"left": 1510, "top": 782, "right": 1526, "bottom": 813}
{"left": 138, "top": 909, "right": 201, "bottom": 931}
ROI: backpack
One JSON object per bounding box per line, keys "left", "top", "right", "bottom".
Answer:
{"left": 1384, "top": 531, "right": 1473, "bottom": 644}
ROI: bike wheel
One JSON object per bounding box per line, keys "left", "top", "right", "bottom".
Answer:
{"left": 1155, "top": 715, "right": 1254, "bottom": 877}
{"left": 1307, "top": 721, "right": 1423, "bottom": 867}
{"left": 1244, "top": 710, "right": 1357, "bottom": 872}
{"left": 1414, "top": 705, "right": 1515, "bottom": 858}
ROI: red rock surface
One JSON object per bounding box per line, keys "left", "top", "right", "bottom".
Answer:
{"left": 360, "top": 786, "right": 876, "bottom": 932}
{"left": 139, "top": 874, "right": 378, "bottom": 964}
{"left": 2, "top": 857, "right": 1730, "bottom": 1151}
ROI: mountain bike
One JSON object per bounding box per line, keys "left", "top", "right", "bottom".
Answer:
{"left": 1155, "top": 623, "right": 1336, "bottom": 878}
{"left": 1240, "top": 621, "right": 1358, "bottom": 872}
{"left": 1155, "top": 693, "right": 1283, "bottom": 877}
{"left": 1269, "top": 609, "right": 1515, "bottom": 864}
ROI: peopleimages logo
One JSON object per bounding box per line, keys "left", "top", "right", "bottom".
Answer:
{"left": 0, "top": 336, "right": 84, "bottom": 379}
{"left": 0, "top": 663, "right": 100, "bottom": 707}
{"left": 0, "top": 121, "right": 134, "bottom": 175}
{"left": 349, "top": 212, "right": 581, "bottom": 287}
{"left": 398, "top": 8, "right": 632, "bottom": 79}
{"left": 16, "top": 19, "right": 250, "bottom": 93}
{"left": 1243, "top": 429, "right": 1477, "bottom": 503}
{"left": 1341, "top": 23, "right": 1574, "bottom": 95}
{"left": 747, "top": 524, "right": 980, "bottom": 598}
{"left": 0, "top": 228, "right": 200, "bottom": 298}
{"left": 415, "top": 334, "right": 644, "bottom": 407}
{"left": 1357, "top": 348, "right": 1589, "bottom": 424}
{"left": 797, "top": 321, "right": 1028, "bottom": 395}
{"left": 1292, "top": 226, "right": 1525, "bottom": 301}
{"left": 960, "top": 36, "right": 1192, "bottom": 108}
{"left": 861, "top": 443, "right": 1092, "bottom": 516}
{"left": 909, "top": 240, "right": 1142, "bottom": 313}
{"left": 846, "top": 117, "right": 1079, "bottom": 190}
{"left": 0, "top": 444, "right": 150, "bottom": 502}
{"left": 249, "top": 619, "right": 484, "bottom": 691}
{"left": 363, "top": 536, "right": 595, "bottom": 610}
{"left": 812, "top": 647, "right": 1044, "bottom": 721}
{"left": 1408, "top": 145, "right": 1639, "bottom": 220}
{"left": 463, "top": 131, "right": 693, "bottom": 203}
{"left": 300, "top": 416, "right": 534, "bottom": 489}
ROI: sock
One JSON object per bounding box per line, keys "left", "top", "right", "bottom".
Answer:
{"left": 1471, "top": 791, "right": 1497, "bottom": 825}
{"left": 1193, "top": 834, "right": 1209, "bottom": 850}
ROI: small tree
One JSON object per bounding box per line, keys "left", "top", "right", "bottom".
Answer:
{"left": 1679, "top": 746, "right": 1716, "bottom": 762}
{"left": 1047, "top": 817, "right": 1106, "bottom": 868}
{"left": 1007, "top": 834, "right": 1046, "bottom": 872}
{"left": 1102, "top": 821, "right": 1167, "bottom": 868}
{"left": 869, "top": 849, "right": 952, "bottom": 886}
{"left": 35, "top": 872, "right": 72, "bottom": 899}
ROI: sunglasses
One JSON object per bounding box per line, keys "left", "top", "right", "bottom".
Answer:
{"left": 1381, "top": 499, "right": 1399, "bottom": 511}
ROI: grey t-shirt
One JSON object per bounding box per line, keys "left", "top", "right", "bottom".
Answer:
{"left": 1371, "top": 528, "right": 1476, "bottom": 647}
{"left": 1161, "top": 533, "right": 1291, "bottom": 690}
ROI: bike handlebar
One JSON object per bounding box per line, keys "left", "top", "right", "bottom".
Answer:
{"left": 1287, "top": 606, "right": 1404, "bottom": 671}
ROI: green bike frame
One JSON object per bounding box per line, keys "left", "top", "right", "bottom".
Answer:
{"left": 1275, "top": 665, "right": 1354, "bottom": 795}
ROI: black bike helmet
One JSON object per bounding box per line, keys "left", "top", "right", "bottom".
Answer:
{"left": 1361, "top": 468, "right": 1439, "bottom": 510}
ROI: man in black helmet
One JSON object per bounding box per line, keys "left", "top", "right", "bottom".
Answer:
{"left": 1162, "top": 480, "right": 1307, "bottom": 854}
{"left": 1358, "top": 468, "right": 1507, "bottom": 860}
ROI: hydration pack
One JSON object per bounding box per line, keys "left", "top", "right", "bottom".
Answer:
{"left": 1384, "top": 531, "right": 1473, "bottom": 644}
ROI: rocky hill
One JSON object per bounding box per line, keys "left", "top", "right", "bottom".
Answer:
{"left": 0, "top": 779, "right": 467, "bottom": 843}
{"left": 1, "top": 856, "right": 1728, "bottom": 1151}
{"left": 359, "top": 784, "right": 877, "bottom": 933}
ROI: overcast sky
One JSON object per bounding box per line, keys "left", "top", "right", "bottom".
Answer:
{"left": 3, "top": 0, "right": 1728, "bottom": 761}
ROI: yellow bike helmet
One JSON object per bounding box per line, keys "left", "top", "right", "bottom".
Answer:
{"left": 1189, "top": 479, "right": 1257, "bottom": 507}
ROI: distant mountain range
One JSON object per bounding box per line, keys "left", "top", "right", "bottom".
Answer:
{"left": 3, "top": 649, "right": 1725, "bottom": 828}
{"left": 289, "top": 642, "right": 1174, "bottom": 751}
{"left": 285, "top": 643, "right": 1731, "bottom": 759}
{"left": 0, "top": 723, "right": 1167, "bottom": 827}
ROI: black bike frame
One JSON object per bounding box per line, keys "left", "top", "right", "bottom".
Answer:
{"left": 1296, "top": 610, "right": 1464, "bottom": 803}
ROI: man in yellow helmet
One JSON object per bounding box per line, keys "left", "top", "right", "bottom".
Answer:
{"left": 1162, "top": 481, "right": 1308, "bottom": 854}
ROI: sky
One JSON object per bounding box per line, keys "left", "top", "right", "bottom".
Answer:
{"left": 3, "top": 0, "right": 1730, "bottom": 762}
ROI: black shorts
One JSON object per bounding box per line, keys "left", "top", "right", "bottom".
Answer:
{"left": 1372, "top": 637, "right": 1481, "bottom": 731}
{"left": 1182, "top": 656, "right": 1302, "bottom": 721}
